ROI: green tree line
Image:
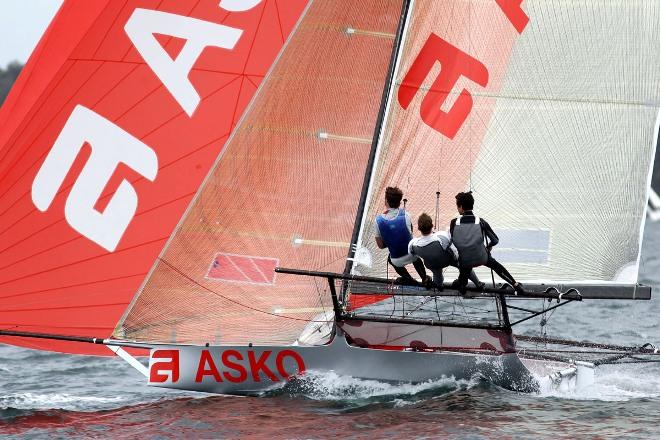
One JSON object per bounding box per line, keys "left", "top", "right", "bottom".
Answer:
{"left": 0, "top": 61, "right": 23, "bottom": 106}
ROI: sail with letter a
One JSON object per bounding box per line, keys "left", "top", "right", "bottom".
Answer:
{"left": 0, "top": 0, "right": 309, "bottom": 354}
{"left": 0, "top": 0, "right": 658, "bottom": 356}
{"left": 354, "top": 0, "right": 660, "bottom": 287}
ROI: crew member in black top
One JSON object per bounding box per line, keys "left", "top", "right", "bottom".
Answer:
{"left": 449, "top": 192, "right": 523, "bottom": 294}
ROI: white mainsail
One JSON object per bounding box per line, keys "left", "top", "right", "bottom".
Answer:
{"left": 355, "top": 0, "right": 660, "bottom": 285}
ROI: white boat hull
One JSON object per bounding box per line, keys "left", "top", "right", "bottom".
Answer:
{"left": 146, "top": 330, "right": 539, "bottom": 395}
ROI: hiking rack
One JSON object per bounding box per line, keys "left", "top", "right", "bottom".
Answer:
{"left": 275, "top": 268, "right": 651, "bottom": 330}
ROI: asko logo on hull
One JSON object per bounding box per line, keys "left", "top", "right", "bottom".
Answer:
{"left": 31, "top": 0, "right": 270, "bottom": 252}
{"left": 149, "top": 348, "right": 306, "bottom": 384}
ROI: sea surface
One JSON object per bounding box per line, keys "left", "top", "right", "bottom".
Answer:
{"left": 2, "top": 222, "right": 660, "bottom": 439}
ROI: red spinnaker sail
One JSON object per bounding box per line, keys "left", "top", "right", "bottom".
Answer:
{"left": 0, "top": 0, "right": 308, "bottom": 354}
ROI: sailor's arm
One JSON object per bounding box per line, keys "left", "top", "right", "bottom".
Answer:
{"left": 482, "top": 219, "right": 499, "bottom": 248}
{"left": 374, "top": 219, "right": 386, "bottom": 249}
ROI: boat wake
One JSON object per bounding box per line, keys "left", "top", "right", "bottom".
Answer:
{"left": 0, "top": 392, "right": 127, "bottom": 412}
{"left": 1, "top": 366, "right": 659, "bottom": 437}
{"left": 534, "top": 363, "right": 660, "bottom": 401}
{"left": 267, "top": 370, "right": 481, "bottom": 407}
{"left": 269, "top": 363, "right": 660, "bottom": 406}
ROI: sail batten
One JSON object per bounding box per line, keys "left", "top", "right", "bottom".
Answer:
{"left": 399, "top": 86, "right": 660, "bottom": 108}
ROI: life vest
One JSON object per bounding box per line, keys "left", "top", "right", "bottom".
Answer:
{"left": 376, "top": 209, "right": 412, "bottom": 259}
{"left": 411, "top": 239, "right": 455, "bottom": 270}
{"left": 451, "top": 216, "right": 489, "bottom": 267}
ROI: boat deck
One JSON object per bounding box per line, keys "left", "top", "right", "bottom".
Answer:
{"left": 345, "top": 280, "right": 504, "bottom": 327}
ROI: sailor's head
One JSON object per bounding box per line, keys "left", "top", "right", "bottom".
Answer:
{"left": 455, "top": 191, "right": 474, "bottom": 214}
{"left": 418, "top": 213, "right": 433, "bottom": 235}
{"left": 385, "top": 186, "right": 403, "bottom": 208}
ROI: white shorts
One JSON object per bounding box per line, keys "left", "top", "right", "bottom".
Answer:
{"left": 390, "top": 253, "right": 418, "bottom": 267}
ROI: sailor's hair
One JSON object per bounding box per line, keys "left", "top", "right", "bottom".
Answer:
{"left": 385, "top": 186, "right": 403, "bottom": 208}
{"left": 455, "top": 191, "right": 474, "bottom": 210}
{"left": 418, "top": 213, "right": 433, "bottom": 234}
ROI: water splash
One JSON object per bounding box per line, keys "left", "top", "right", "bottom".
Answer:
{"left": 269, "top": 370, "right": 480, "bottom": 405}
{"left": 535, "top": 363, "right": 660, "bottom": 402}
{"left": 0, "top": 393, "right": 127, "bottom": 411}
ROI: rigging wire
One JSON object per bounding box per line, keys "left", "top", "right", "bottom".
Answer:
{"left": 469, "top": 141, "right": 473, "bottom": 191}
{"left": 434, "top": 191, "right": 440, "bottom": 232}
{"left": 515, "top": 333, "right": 660, "bottom": 365}
{"left": 434, "top": 122, "right": 444, "bottom": 230}
{"left": 515, "top": 334, "right": 659, "bottom": 353}
{"left": 538, "top": 298, "right": 558, "bottom": 340}
{"left": 158, "top": 258, "right": 331, "bottom": 323}
{"left": 517, "top": 349, "right": 660, "bottom": 355}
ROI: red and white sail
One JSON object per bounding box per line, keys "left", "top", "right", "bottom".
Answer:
{"left": 115, "top": 0, "right": 406, "bottom": 346}
{"left": 1, "top": 0, "right": 659, "bottom": 355}
{"left": 355, "top": 0, "right": 660, "bottom": 285}
{"left": 0, "top": 0, "right": 308, "bottom": 354}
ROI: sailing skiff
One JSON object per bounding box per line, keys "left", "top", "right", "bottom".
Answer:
{"left": 0, "top": 0, "right": 658, "bottom": 395}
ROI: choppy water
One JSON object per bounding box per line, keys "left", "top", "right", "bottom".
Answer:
{"left": 2, "top": 222, "right": 660, "bottom": 439}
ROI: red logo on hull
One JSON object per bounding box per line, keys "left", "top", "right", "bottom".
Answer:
{"left": 195, "top": 349, "right": 306, "bottom": 383}
{"left": 150, "top": 348, "right": 306, "bottom": 384}
{"left": 150, "top": 350, "right": 180, "bottom": 383}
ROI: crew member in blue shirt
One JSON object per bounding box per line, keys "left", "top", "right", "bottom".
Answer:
{"left": 374, "top": 186, "right": 429, "bottom": 285}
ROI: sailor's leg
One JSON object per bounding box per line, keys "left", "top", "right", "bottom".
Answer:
{"left": 412, "top": 257, "right": 428, "bottom": 281}
{"left": 430, "top": 268, "right": 444, "bottom": 286}
{"left": 485, "top": 255, "right": 516, "bottom": 285}
{"left": 449, "top": 262, "right": 480, "bottom": 286}
{"left": 456, "top": 266, "right": 471, "bottom": 290}
{"left": 467, "top": 269, "right": 481, "bottom": 286}
{"left": 388, "top": 255, "right": 413, "bottom": 279}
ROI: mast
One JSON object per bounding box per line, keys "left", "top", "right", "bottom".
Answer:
{"left": 343, "top": 0, "right": 414, "bottom": 276}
